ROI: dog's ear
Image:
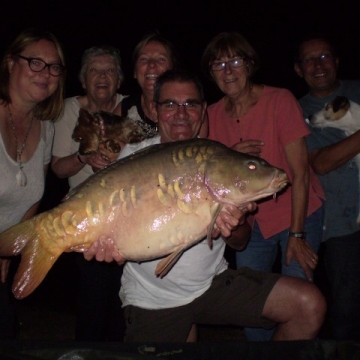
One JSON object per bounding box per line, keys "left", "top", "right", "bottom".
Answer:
{"left": 78, "top": 108, "right": 94, "bottom": 125}
{"left": 332, "top": 96, "right": 350, "bottom": 113}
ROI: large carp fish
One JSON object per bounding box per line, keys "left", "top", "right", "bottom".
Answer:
{"left": 0, "top": 138, "right": 288, "bottom": 299}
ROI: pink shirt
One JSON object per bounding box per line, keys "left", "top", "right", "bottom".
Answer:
{"left": 208, "top": 86, "right": 324, "bottom": 238}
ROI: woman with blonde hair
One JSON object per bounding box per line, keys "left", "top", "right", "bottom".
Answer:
{"left": 0, "top": 28, "right": 65, "bottom": 339}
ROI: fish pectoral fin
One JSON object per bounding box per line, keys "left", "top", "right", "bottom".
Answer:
{"left": 155, "top": 248, "right": 184, "bottom": 278}
{"left": 12, "top": 234, "right": 61, "bottom": 300}
{"left": 206, "top": 203, "right": 223, "bottom": 249}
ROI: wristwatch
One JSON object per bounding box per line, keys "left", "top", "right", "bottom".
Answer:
{"left": 288, "top": 231, "right": 306, "bottom": 240}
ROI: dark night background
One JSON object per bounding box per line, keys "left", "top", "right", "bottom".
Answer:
{"left": 1, "top": 0, "right": 360, "bottom": 102}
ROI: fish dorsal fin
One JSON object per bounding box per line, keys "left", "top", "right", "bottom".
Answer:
{"left": 155, "top": 248, "right": 185, "bottom": 278}
{"left": 206, "top": 203, "right": 223, "bottom": 249}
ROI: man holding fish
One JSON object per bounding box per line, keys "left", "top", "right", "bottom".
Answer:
{"left": 86, "top": 69, "right": 326, "bottom": 342}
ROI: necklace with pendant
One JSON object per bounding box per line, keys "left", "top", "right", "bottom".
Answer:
{"left": 8, "top": 105, "right": 34, "bottom": 187}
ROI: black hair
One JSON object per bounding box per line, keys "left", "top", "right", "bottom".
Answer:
{"left": 153, "top": 69, "right": 205, "bottom": 103}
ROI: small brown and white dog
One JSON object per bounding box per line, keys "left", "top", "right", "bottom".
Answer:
{"left": 309, "top": 96, "right": 360, "bottom": 136}
{"left": 309, "top": 96, "right": 360, "bottom": 223}
{"left": 72, "top": 108, "right": 146, "bottom": 162}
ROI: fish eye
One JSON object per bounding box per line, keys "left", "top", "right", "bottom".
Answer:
{"left": 247, "top": 161, "right": 257, "bottom": 171}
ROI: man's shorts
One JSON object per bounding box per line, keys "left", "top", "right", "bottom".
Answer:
{"left": 124, "top": 267, "right": 281, "bottom": 342}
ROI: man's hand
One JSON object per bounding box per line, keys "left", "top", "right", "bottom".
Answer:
{"left": 212, "top": 202, "right": 257, "bottom": 238}
{"left": 83, "top": 236, "right": 125, "bottom": 264}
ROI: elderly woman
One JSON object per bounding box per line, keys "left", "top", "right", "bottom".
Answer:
{"left": 121, "top": 31, "right": 208, "bottom": 138}
{"left": 52, "top": 46, "right": 124, "bottom": 186}
{"left": 202, "top": 32, "right": 325, "bottom": 340}
{"left": 51, "top": 46, "right": 126, "bottom": 342}
{"left": 0, "top": 28, "right": 65, "bottom": 339}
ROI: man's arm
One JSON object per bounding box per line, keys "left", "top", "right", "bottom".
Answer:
{"left": 222, "top": 221, "right": 252, "bottom": 251}
{"left": 310, "top": 130, "right": 360, "bottom": 175}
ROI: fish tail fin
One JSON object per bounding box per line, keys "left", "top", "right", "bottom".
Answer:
{"left": 13, "top": 232, "right": 61, "bottom": 299}
{"left": 155, "top": 248, "right": 184, "bottom": 278}
{"left": 0, "top": 218, "right": 61, "bottom": 299}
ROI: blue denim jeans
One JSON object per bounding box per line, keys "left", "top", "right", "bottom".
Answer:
{"left": 236, "top": 206, "right": 324, "bottom": 341}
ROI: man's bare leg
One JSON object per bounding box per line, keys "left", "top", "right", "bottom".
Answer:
{"left": 262, "top": 276, "right": 326, "bottom": 340}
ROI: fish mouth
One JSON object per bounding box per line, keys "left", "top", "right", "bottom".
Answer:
{"left": 269, "top": 171, "right": 289, "bottom": 192}
{"left": 230, "top": 171, "right": 289, "bottom": 209}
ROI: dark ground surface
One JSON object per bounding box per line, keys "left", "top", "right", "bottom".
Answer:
{"left": 8, "top": 257, "right": 360, "bottom": 360}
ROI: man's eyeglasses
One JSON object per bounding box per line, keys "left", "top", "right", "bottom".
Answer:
{"left": 299, "top": 53, "right": 334, "bottom": 66}
{"left": 210, "top": 57, "right": 245, "bottom": 71}
{"left": 14, "top": 54, "right": 65, "bottom": 76}
{"left": 155, "top": 100, "right": 203, "bottom": 112}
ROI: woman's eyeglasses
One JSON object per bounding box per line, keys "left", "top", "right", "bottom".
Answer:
{"left": 14, "top": 54, "right": 65, "bottom": 76}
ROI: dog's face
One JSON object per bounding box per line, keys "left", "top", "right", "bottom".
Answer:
{"left": 72, "top": 108, "right": 147, "bottom": 160}
{"left": 72, "top": 108, "right": 100, "bottom": 155}
{"left": 309, "top": 96, "right": 360, "bottom": 135}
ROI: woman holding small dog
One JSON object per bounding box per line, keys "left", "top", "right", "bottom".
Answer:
{"left": 203, "top": 32, "right": 325, "bottom": 341}
{"left": 0, "top": 28, "right": 65, "bottom": 339}
{"left": 52, "top": 46, "right": 125, "bottom": 187}
{"left": 51, "top": 46, "right": 127, "bottom": 342}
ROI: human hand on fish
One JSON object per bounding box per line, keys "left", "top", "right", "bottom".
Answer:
{"left": 285, "top": 237, "right": 318, "bottom": 282}
{"left": 0, "top": 258, "right": 11, "bottom": 283}
{"left": 211, "top": 202, "right": 257, "bottom": 238}
{"left": 231, "top": 139, "right": 264, "bottom": 157}
{"left": 83, "top": 236, "right": 125, "bottom": 264}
